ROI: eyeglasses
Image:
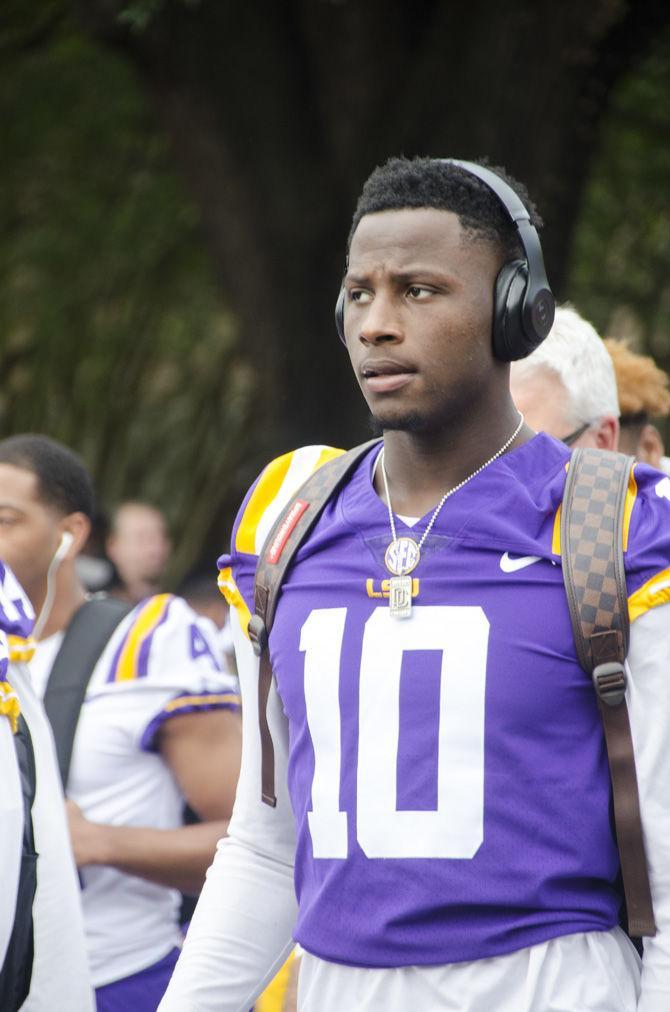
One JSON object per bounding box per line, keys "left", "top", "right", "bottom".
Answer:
{"left": 560, "top": 422, "right": 592, "bottom": 446}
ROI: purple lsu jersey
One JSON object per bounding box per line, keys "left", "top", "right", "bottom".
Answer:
{"left": 219, "top": 435, "right": 670, "bottom": 968}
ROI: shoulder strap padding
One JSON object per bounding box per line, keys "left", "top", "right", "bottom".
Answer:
{"left": 43, "top": 596, "right": 133, "bottom": 789}
{"left": 561, "top": 447, "right": 656, "bottom": 937}
{"left": 561, "top": 447, "right": 631, "bottom": 674}
{"left": 250, "top": 438, "right": 381, "bottom": 807}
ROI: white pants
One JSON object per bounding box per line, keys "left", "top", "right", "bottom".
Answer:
{"left": 298, "top": 928, "right": 641, "bottom": 1012}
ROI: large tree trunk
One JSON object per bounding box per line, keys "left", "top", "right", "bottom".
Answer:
{"left": 82, "top": 0, "right": 670, "bottom": 461}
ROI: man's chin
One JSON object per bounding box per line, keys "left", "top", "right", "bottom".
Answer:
{"left": 369, "top": 410, "right": 427, "bottom": 435}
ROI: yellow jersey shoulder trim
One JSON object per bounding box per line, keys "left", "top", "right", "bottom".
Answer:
{"left": 551, "top": 461, "right": 570, "bottom": 555}
{"left": 0, "top": 681, "right": 20, "bottom": 733}
{"left": 226, "top": 445, "right": 346, "bottom": 637}
{"left": 235, "top": 445, "right": 345, "bottom": 557}
{"left": 163, "top": 692, "right": 240, "bottom": 713}
{"left": 112, "top": 593, "right": 174, "bottom": 682}
{"left": 218, "top": 567, "right": 252, "bottom": 639}
{"left": 629, "top": 566, "right": 670, "bottom": 623}
{"left": 622, "top": 464, "right": 637, "bottom": 552}
{"left": 8, "top": 635, "right": 36, "bottom": 664}
{"left": 235, "top": 450, "right": 295, "bottom": 556}
{"left": 552, "top": 503, "right": 562, "bottom": 556}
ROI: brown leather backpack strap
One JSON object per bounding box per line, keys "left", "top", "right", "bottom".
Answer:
{"left": 249, "top": 439, "right": 382, "bottom": 806}
{"left": 561, "top": 447, "right": 656, "bottom": 937}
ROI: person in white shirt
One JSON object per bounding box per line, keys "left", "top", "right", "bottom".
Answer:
{"left": 0, "top": 435, "right": 242, "bottom": 1011}
{"left": 0, "top": 560, "right": 94, "bottom": 1011}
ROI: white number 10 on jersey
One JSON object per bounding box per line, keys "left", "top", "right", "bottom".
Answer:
{"left": 300, "top": 605, "right": 489, "bottom": 860}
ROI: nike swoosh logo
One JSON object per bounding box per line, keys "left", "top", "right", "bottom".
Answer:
{"left": 499, "top": 552, "right": 542, "bottom": 573}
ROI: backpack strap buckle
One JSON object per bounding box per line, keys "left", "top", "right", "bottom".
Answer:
{"left": 248, "top": 614, "right": 268, "bottom": 657}
{"left": 592, "top": 661, "right": 627, "bottom": 707}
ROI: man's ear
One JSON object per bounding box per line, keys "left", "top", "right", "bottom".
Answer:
{"left": 593, "top": 416, "right": 620, "bottom": 452}
{"left": 637, "top": 424, "right": 665, "bottom": 469}
{"left": 59, "top": 512, "right": 92, "bottom": 558}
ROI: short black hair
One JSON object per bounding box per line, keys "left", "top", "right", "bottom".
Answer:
{"left": 0, "top": 434, "right": 95, "bottom": 519}
{"left": 348, "top": 156, "right": 542, "bottom": 261}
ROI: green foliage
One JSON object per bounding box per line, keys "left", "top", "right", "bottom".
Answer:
{"left": 569, "top": 27, "right": 670, "bottom": 377}
{"left": 118, "top": 1, "right": 165, "bottom": 33}
{"left": 0, "top": 17, "right": 252, "bottom": 578}
{"left": 118, "top": 0, "right": 201, "bottom": 34}
{"left": 0, "top": 0, "right": 66, "bottom": 53}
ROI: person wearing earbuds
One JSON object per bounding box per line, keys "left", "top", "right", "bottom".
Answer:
{"left": 0, "top": 434, "right": 242, "bottom": 1011}
{"left": 161, "top": 156, "right": 670, "bottom": 1012}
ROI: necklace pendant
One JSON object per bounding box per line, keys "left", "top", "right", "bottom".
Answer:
{"left": 384, "top": 536, "right": 421, "bottom": 577}
{"left": 389, "top": 575, "right": 413, "bottom": 619}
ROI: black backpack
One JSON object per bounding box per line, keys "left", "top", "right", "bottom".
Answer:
{"left": 43, "top": 597, "right": 133, "bottom": 789}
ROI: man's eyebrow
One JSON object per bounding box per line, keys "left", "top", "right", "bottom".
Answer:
{"left": 344, "top": 267, "right": 450, "bottom": 284}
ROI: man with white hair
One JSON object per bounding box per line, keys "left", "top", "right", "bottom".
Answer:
{"left": 510, "top": 305, "right": 620, "bottom": 449}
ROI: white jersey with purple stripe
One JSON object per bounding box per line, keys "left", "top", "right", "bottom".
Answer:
{"left": 218, "top": 434, "right": 670, "bottom": 970}
{"left": 27, "top": 593, "right": 240, "bottom": 988}
{"left": 0, "top": 559, "right": 35, "bottom": 667}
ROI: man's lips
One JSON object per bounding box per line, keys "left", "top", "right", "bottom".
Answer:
{"left": 360, "top": 359, "right": 416, "bottom": 394}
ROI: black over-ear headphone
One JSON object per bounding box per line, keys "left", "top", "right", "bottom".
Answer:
{"left": 334, "top": 158, "right": 555, "bottom": 362}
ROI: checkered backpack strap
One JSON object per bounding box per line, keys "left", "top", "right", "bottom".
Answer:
{"left": 248, "top": 439, "right": 381, "bottom": 807}
{"left": 561, "top": 447, "right": 656, "bottom": 937}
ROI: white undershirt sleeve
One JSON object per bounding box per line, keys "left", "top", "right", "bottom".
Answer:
{"left": 158, "top": 608, "right": 298, "bottom": 1012}
{"left": 626, "top": 603, "right": 670, "bottom": 1012}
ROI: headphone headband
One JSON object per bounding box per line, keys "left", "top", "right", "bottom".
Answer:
{"left": 443, "top": 159, "right": 532, "bottom": 226}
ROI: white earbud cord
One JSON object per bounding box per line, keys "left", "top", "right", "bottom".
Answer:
{"left": 32, "top": 534, "right": 73, "bottom": 640}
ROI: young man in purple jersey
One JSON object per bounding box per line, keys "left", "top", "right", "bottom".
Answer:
{"left": 161, "top": 158, "right": 670, "bottom": 1012}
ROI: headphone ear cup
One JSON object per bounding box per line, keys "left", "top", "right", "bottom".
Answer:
{"left": 335, "top": 289, "right": 346, "bottom": 344}
{"left": 492, "top": 260, "right": 529, "bottom": 362}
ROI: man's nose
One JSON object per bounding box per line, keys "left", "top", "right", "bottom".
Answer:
{"left": 358, "top": 294, "right": 403, "bottom": 345}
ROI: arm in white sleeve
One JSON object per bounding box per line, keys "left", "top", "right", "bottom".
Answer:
{"left": 626, "top": 603, "right": 670, "bottom": 1012}
{"left": 159, "top": 608, "right": 298, "bottom": 1012}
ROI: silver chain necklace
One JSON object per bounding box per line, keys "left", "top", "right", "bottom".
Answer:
{"left": 380, "top": 412, "right": 525, "bottom": 618}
